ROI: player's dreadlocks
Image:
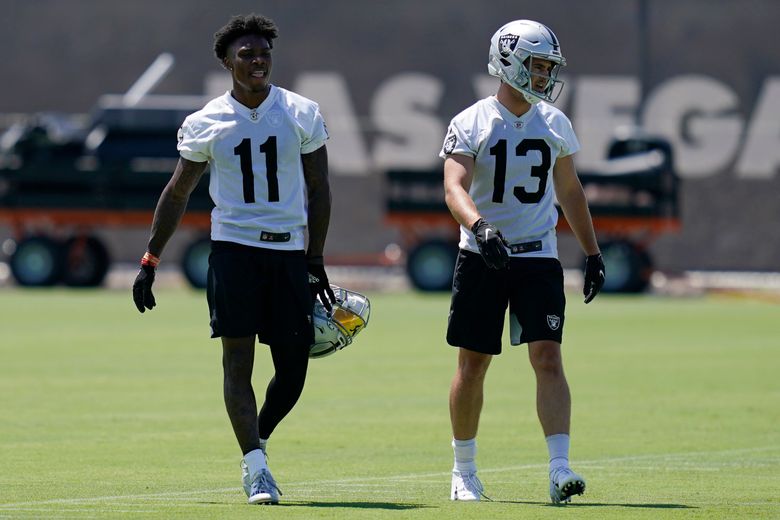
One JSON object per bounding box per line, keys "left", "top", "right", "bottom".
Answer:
{"left": 213, "top": 14, "right": 279, "bottom": 62}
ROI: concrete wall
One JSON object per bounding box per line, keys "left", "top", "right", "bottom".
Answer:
{"left": 1, "top": 0, "right": 778, "bottom": 271}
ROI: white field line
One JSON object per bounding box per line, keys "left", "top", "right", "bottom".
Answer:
{"left": 0, "top": 445, "right": 777, "bottom": 510}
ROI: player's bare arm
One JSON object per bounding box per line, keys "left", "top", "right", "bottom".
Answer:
{"left": 445, "top": 153, "right": 509, "bottom": 269}
{"left": 147, "top": 158, "right": 209, "bottom": 257}
{"left": 552, "top": 154, "right": 599, "bottom": 256}
{"left": 302, "top": 145, "right": 331, "bottom": 258}
{"left": 443, "top": 154, "right": 480, "bottom": 229}
{"left": 133, "top": 157, "right": 208, "bottom": 313}
{"left": 302, "top": 144, "right": 336, "bottom": 308}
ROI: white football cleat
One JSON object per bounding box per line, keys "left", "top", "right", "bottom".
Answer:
{"left": 549, "top": 467, "right": 586, "bottom": 504}
{"left": 240, "top": 458, "right": 252, "bottom": 497}
{"left": 247, "top": 468, "right": 282, "bottom": 505}
{"left": 451, "top": 470, "right": 490, "bottom": 501}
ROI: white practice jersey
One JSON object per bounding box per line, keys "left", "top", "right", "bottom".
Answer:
{"left": 178, "top": 87, "right": 328, "bottom": 250}
{"left": 440, "top": 96, "right": 579, "bottom": 258}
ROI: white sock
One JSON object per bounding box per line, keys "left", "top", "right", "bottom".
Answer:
{"left": 258, "top": 438, "right": 268, "bottom": 452}
{"left": 452, "top": 438, "right": 477, "bottom": 474}
{"left": 243, "top": 448, "right": 267, "bottom": 477}
{"left": 546, "top": 433, "right": 570, "bottom": 473}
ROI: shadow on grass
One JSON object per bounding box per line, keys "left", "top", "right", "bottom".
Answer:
{"left": 199, "top": 497, "right": 691, "bottom": 510}
{"left": 587, "top": 503, "right": 694, "bottom": 509}
{"left": 491, "top": 499, "right": 694, "bottom": 509}
{"left": 277, "top": 501, "right": 431, "bottom": 510}
{"left": 194, "top": 500, "right": 430, "bottom": 510}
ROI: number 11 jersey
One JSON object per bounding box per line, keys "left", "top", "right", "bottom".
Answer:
{"left": 440, "top": 96, "right": 579, "bottom": 258}
{"left": 178, "top": 86, "right": 328, "bottom": 250}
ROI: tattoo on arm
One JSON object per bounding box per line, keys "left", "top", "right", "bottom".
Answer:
{"left": 302, "top": 145, "right": 331, "bottom": 259}
{"left": 147, "top": 158, "right": 208, "bottom": 257}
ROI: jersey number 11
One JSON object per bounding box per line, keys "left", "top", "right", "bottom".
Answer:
{"left": 233, "top": 136, "right": 279, "bottom": 203}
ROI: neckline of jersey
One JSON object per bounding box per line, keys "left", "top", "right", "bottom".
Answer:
{"left": 224, "top": 86, "right": 278, "bottom": 123}
{"left": 489, "top": 95, "right": 537, "bottom": 124}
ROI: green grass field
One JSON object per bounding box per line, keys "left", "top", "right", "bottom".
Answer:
{"left": 0, "top": 288, "right": 778, "bottom": 519}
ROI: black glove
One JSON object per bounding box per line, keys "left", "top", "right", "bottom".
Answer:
{"left": 471, "top": 218, "right": 510, "bottom": 270}
{"left": 132, "top": 264, "right": 157, "bottom": 313}
{"left": 583, "top": 253, "right": 605, "bottom": 304}
{"left": 307, "top": 257, "right": 337, "bottom": 312}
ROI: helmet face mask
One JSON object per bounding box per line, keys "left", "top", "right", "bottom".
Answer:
{"left": 309, "top": 285, "right": 371, "bottom": 359}
{"left": 488, "top": 19, "right": 566, "bottom": 104}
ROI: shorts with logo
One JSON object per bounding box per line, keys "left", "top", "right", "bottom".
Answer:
{"left": 446, "top": 250, "right": 566, "bottom": 355}
{"left": 207, "top": 240, "right": 314, "bottom": 346}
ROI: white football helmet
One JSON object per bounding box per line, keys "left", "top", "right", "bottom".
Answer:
{"left": 309, "top": 284, "right": 371, "bottom": 359}
{"left": 488, "top": 19, "right": 566, "bottom": 104}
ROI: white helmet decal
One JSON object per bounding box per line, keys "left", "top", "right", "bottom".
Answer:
{"left": 498, "top": 34, "right": 519, "bottom": 59}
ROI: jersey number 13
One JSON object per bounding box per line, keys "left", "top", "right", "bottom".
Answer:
{"left": 233, "top": 136, "right": 278, "bottom": 203}
{"left": 488, "top": 138, "right": 551, "bottom": 204}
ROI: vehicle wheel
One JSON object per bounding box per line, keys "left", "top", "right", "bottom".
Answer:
{"left": 181, "top": 237, "right": 211, "bottom": 289}
{"left": 9, "top": 236, "right": 64, "bottom": 287}
{"left": 62, "top": 236, "right": 111, "bottom": 287}
{"left": 597, "top": 240, "right": 652, "bottom": 293}
{"left": 406, "top": 240, "right": 458, "bottom": 292}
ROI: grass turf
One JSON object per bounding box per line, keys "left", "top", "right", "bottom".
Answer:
{"left": 0, "top": 288, "right": 778, "bottom": 519}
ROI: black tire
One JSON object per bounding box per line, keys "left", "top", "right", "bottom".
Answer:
{"left": 62, "top": 236, "right": 111, "bottom": 287}
{"left": 597, "top": 240, "right": 653, "bottom": 293}
{"left": 9, "top": 236, "right": 64, "bottom": 287}
{"left": 406, "top": 239, "right": 458, "bottom": 292}
{"left": 181, "top": 237, "right": 211, "bottom": 289}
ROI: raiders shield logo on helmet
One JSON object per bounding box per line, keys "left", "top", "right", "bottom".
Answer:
{"left": 498, "top": 34, "right": 519, "bottom": 57}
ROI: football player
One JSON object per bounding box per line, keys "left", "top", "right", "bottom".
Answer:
{"left": 132, "top": 14, "right": 336, "bottom": 505}
{"left": 441, "top": 20, "right": 605, "bottom": 504}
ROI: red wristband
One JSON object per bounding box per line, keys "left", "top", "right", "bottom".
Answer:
{"left": 141, "top": 252, "right": 160, "bottom": 267}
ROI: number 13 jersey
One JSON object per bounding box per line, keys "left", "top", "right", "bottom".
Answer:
{"left": 178, "top": 86, "right": 328, "bottom": 250}
{"left": 440, "top": 96, "right": 579, "bottom": 258}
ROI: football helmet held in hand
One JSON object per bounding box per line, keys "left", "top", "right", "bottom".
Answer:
{"left": 488, "top": 19, "right": 566, "bottom": 104}
{"left": 310, "top": 284, "right": 371, "bottom": 359}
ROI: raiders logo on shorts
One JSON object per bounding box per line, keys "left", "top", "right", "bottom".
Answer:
{"left": 547, "top": 314, "right": 561, "bottom": 330}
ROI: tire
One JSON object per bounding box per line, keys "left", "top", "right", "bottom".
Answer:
{"left": 9, "top": 236, "right": 64, "bottom": 287}
{"left": 597, "top": 240, "right": 652, "bottom": 293}
{"left": 181, "top": 237, "right": 211, "bottom": 289}
{"left": 62, "top": 236, "right": 111, "bottom": 287}
{"left": 406, "top": 240, "right": 458, "bottom": 292}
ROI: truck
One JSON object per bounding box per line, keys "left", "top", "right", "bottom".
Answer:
{"left": 0, "top": 96, "right": 213, "bottom": 288}
{"left": 0, "top": 55, "right": 679, "bottom": 292}
{"left": 0, "top": 107, "right": 679, "bottom": 292}
{"left": 385, "top": 133, "right": 680, "bottom": 293}
{"left": 0, "top": 54, "right": 215, "bottom": 288}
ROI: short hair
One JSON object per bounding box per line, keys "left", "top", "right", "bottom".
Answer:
{"left": 213, "top": 14, "right": 279, "bottom": 62}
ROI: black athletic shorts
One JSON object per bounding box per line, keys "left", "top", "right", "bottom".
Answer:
{"left": 446, "top": 250, "right": 566, "bottom": 354}
{"left": 206, "top": 240, "right": 314, "bottom": 346}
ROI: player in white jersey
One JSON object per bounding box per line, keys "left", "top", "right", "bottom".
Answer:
{"left": 132, "top": 14, "right": 336, "bottom": 505}
{"left": 441, "top": 20, "right": 605, "bottom": 504}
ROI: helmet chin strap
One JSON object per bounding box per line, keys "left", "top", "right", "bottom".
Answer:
{"left": 506, "top": 77, "right": 544, "bottom": 105}
{"left": 520, "top": 86, "right": 544, "bottom": 105}
{"left": 516, "top": 72, "right": 561, "bottom": 104}
{"left": 523, "top": 93, "right": 543, "bottom": 104}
